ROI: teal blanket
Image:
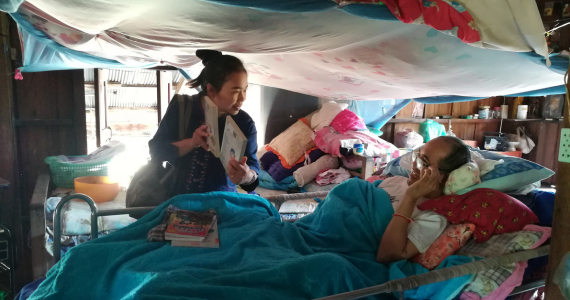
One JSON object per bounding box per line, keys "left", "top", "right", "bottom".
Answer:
{"left": 30, "top": 179, "right": 475, "bottom": 300}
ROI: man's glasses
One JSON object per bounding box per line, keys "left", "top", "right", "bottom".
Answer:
{"left": 411, "top": 150, "right": 449, "bottom": 173}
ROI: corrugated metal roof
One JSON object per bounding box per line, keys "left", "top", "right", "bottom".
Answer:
{"left": 84, "top": 68, "right": 184, "bottom": 85}
{"left": 108, "top": 69, "right": 156, "bottom": 85}
{"left": 85, "top": 87, "right": 159, "bottom": 108}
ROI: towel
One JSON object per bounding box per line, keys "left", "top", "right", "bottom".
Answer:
{"left": 293, "top": 154, "right": 339, "bottom": 187}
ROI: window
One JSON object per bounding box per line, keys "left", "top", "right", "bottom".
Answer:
{"left": 85, "top": 69, "right": 262, "bottom": 188}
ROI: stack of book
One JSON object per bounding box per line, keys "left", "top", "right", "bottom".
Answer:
{"left": 165, "top": 208, "right": 219, "bottom": 248}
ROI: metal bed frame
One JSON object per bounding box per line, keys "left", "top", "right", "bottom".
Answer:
{"left": 51, "top": 192, "right": 549, "bottom": 300}
{"left": 52, "top": 191, "right": 330, "bottom": 262}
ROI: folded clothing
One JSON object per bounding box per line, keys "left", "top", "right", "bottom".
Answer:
{"left": 258, "top": 170, "right": 298, "bottom": 191}
{"left": 260, "top": 149, "right": 325, "bottom": 182}
{"left": 314, "top": 127, "right": 397, "bottom": 158}
{"left": 294, "top": 155, "right": 339, "bottom": 187}
{"left": 316, "top": 168, "right": 351, "bottom": 186}
{"left": 330, "top": 109, "right": 366, "bottom": 134}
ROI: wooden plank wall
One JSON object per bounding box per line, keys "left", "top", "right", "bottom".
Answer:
{"left": 11, "top": 70, "right": 87, "bottom": 289}
{"left": 380, "top": 97, "right": 504, "bottom": 144}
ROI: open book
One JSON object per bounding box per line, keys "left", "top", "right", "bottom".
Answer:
{"left": 204, "top": 97, "right": 247, "bottom": 169}
{"left": 220, "top": 116, "right": 248, "bottom": 172}
{"left": 204, "top": 96, "right": 221, "bottom": 158}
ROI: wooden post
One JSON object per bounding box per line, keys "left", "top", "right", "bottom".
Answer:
{"left": 0, "top": 12, "right": 18, "bottom": 233}
{"left": 94, "top": 68, "right": 108, "bottom": 147}
{"left": 29, "top": 174, "right": 51, "bottom": 280}
{"left": 157, "top": 70, "right": 172, "bottom": 124}
{"left": 545, "top": 99, "right": 570, "bottom": 299}
{"left": 71, "top": 69, "right": 87, "bottom": 155}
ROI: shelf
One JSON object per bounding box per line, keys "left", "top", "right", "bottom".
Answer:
{"left": 387, "top": 118, "right": 501, "bottom": 124}
{"left": 503, "top": 118, "right": 562, "bottom": 123}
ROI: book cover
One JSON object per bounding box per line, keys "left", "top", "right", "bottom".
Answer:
{"left": 164, "top": 209, "right": 217, "bottom": 239}
{"left": 220, "top": 116, "right": 248, "bottom": 172}
{"left": 204, "top": 96, "right": 221, "bottom": 158}
{"left": 171, "top": 220, "right": 220, "bottom": 248}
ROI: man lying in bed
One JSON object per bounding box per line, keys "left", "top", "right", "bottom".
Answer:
{"left": 377, "top": 136, "right": 470, "bottom": 263}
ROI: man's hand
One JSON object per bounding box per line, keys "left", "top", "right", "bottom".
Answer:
{"left": 405, "top": 166, "right": 442, "bottom": 200}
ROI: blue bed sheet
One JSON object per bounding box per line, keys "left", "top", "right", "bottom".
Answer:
{"left": 28, "top": 179, "right": 475, "bottom": 300}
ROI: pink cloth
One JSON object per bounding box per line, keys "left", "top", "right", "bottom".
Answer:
{"left": 314, "top": 127, "right": 397, "bottom": 157}
{"left": 459, "top": 225, "right": 552, "bottom": 300}
{"left": 330, "top": 109, "right": 366, "bottom": 134}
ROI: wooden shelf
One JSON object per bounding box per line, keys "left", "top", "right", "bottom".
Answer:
{"left": 387, "top": 118, "right": 501, "bottom": 124}
{"left": 503, "top": 118, "right": 562, "bottom": 123}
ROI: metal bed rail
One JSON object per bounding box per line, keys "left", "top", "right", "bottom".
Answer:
{"left": 53, "top": 191, "right": 330, "bottom": 262}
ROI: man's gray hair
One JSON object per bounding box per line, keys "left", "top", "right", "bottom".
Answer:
{"left": 436, "top": 136, "right": 471, "bottom": 173}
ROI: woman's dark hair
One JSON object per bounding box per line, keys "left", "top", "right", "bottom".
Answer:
{"left": 188, "top": 50, "right": 247, "bottom": 93}
{"left": 437, "top": 136, "right": 471, "bottom": 173}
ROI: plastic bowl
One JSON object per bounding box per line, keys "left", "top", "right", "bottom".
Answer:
{"left": 74, "top": 176, "right": 120, "bottom": 203}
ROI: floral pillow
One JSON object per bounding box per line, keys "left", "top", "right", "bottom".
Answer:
{"left": 413, "top": 223, "right": 475, "bottom": 270}
{"left": 418, "top": 188, "right": 538, "bottom": 243}
{"left": 458, "top": 225, "right": 551, "bottom": 300}
{"left": 444, "top": 162, "right": 481, "bottom": 195}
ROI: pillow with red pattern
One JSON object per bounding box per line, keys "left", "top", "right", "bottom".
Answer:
{"left": 417, "top": 188, "right": 538, "bottom": 243}
{"left": 413, "top": 223, "right": 475, "bottom": 270}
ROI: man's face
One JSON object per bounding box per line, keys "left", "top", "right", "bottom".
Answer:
{"left": 407, "top": 138, "right": 452, "bottom": 186}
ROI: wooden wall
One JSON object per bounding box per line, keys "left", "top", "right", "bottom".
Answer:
{"left": 380, "top": 97, "right": 504, "bottom": 145}
{"left": 0, "top": 13, "right": 88, "bottom": 289}
{"left": 259, "top": 86, "right": 319, "bottom": 145}
{"left": 8, "top": 70, "right": 87, "bottom": 289}
{"left": 381, "top": 96, "right": 562, "bottom": 185}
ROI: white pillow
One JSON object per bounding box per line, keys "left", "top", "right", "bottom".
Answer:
{"left": 311, "top": 101, "right": 349, "bottom": 131}
{"left": 444, "top": 161, "right": 481, "bottom": 195}
{"left": 389, "top": 149, "right": 501, "bottom": 176}
{"left": 470, "top": 150, "right": 503, "bottom": 176}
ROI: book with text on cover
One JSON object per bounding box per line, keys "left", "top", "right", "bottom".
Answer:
{"left": 204, "top": 96, "right": 221, "bottom": 158}
{"left": 164, "top": 209, "right": 217, "bottom": 241}
{"left": 220, "top": 115, "right": 247, "bottom": 172}
{"left": 171, "top": 220, "right": 220, "bottom": 248}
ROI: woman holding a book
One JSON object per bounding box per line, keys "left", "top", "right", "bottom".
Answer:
{"left": 149, "top": 50, "right": 260, "bottom": 197}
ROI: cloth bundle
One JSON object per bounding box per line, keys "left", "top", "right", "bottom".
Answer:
{"left": 316, "top": 168, "right": 351, "bottom": 186}
{"left": 293, "top": 155, "right": 339, "bottom": 187}
{"left": 260, "top": 149, "right": 325, "bottom": 182}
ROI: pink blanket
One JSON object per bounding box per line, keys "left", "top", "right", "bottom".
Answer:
{"left": 314, "top": 127, "right": 397, "bottom": 157}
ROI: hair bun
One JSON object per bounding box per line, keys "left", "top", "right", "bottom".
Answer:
{"left": 196, "top": 49, "right": 223, "bottom": 66}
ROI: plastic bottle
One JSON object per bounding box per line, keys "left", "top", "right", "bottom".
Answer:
{"left": 493, "top": 106, "right": 501, "bottom": 119}
{"left": 353, "top": 143, "right": 364, "bottom": 155}
{"left": 479, "top": 106, "right": 490, "bottom": 119}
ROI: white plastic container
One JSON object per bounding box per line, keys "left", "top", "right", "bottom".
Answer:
{"left": 517, "top": 105, "right": 528, "bottom": 119}
{"left": 501, "top": 105, "right": 509, "bottom": 119}
{"left": 479, "top": 106, "right": 490, "bottom": 119}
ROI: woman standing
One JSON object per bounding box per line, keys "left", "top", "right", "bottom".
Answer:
{"left": 149, "top": 50, "right": 259, "bottom": 195}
